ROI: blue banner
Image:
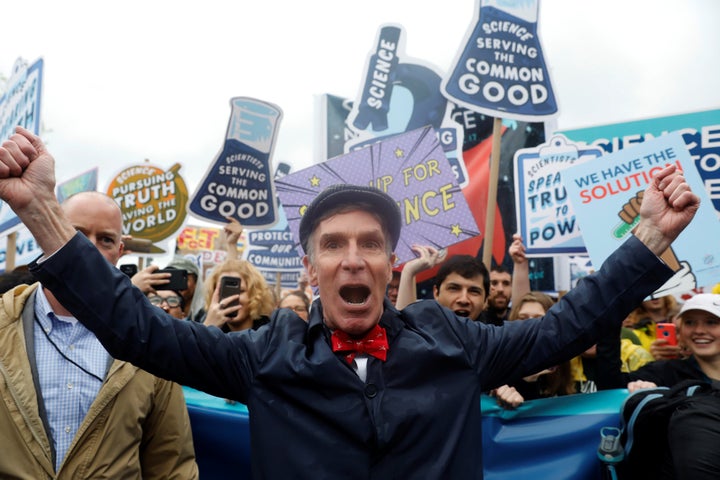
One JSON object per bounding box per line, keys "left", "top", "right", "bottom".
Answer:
{"left": 184, "top": 387, "right": 626, "bottom": 479}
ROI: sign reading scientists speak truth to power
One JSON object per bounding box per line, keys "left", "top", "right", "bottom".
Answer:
{"left": 442, "top": 0, "right": 557, "bottom": 121}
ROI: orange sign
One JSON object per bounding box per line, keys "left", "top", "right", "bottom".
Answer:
{"left": 107, "top": 163, "right": 189, "bottom": 242}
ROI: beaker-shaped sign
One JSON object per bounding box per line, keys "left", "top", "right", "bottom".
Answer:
{"left": 190, "top": 97, "right": 283, "bottom": 228}
{"left": 441, "top": 0, "right": 557, "bottom": 121}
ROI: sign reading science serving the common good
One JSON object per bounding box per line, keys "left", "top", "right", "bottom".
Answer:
{"left": 189, "top": 97, "right": 282, "bottom": 229}
{"left": 275, "top": 126, "right": 480, "bottom": 265}
{"left": 563, "top": 132, "right": 720, "bottom": 297}
{"left": 441, "top": 0, "right": 557, "bottom": 121}
{"left": 107, "top": 163, "right": 189, "bottom": 243}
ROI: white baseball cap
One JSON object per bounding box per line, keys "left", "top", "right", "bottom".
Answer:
{"left": 678, "top": 294, "right": 720, "bottom": 319}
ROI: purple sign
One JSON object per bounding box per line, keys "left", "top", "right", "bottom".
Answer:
{"left": 275, "top": 126, "right": 480, "bottom": 264}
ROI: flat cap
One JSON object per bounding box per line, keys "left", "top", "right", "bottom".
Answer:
{"left": 299, "top": 184, "right": 401, "bottom": 253}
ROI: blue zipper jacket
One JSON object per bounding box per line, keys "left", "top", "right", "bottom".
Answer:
{"left": 30, "top": 233, "right": 671, "bottom": 479}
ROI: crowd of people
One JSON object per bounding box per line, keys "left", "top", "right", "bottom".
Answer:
{"left": 0, "top": 126, "right": 716, "bottom": 478}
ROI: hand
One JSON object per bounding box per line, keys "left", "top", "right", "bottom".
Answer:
{"left": 298, "top": 270, "right": 310, "bottom": 289}
{"left": 131, "top": 265, "right": 171, "bottom": 294}
{"left": 0, "top": 127, "right": 76, "bottom": 253}
{"left": 203, "top": 288, "right": 241, "bottom": 328}
{"left": 634, "top": 165, "right": 700, "bottom": 256}
{"left": 222, "top": 217, "right": 243, "bottom": 258}
{"left": 0, "top": 127, "right": 55, "bottom": 210}
{"left": 649, "top": 338, "right": 682, "bottom": 360}
{"left": 120, "top": 235, "right": 134, "bottom": 258}
{"left": 404, "top": 245, "right": 446, "bottom": 276}
{"left": 522, "top": 367, "right": 556, "bottom": 383}
{"left": 492, "top": 384, "right": 525, "bottom": 409}
{"left": 509, "top": 233, "right": 526, "bottom": 265}
{"left": 627, "top": 380, "right": 657, "bottom": 394}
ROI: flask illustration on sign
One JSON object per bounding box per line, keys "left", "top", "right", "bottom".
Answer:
{"left": 441, "top": 0, "right": 557, "bottom": 121}
{"left": 190, "top": 97, "right": 283, "bottom": 228}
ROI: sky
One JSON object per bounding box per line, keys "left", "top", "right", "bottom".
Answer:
{"left": 1, "top": 0, "right": 719, "bottom": 237}
{"left": 2, "top": 0, "right": 705, "bottom": 458}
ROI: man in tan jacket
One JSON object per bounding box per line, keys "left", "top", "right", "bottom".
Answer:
{"left": 0, "top": 191, "right": 198, "bottom": 479}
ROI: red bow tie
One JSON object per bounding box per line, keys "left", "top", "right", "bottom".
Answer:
{"left": 331, "top": 324, "right": 388, "bottom": 364}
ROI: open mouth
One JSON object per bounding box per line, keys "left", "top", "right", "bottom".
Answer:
{"left": 340, "top": 285, "right": 371, "bottom": 305}
{"left": 454, "top": 309, "right": 471, "bottom": 317}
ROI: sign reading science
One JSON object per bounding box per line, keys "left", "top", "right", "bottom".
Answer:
{"left": 107, "top": 163, "right": 189, "bottom": 243}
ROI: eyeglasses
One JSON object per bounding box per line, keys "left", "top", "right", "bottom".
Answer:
{"left": 148, "top": 295, "right": 182, "bottom": 308}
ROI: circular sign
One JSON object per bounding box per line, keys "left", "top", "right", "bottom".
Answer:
{"left": 107, "top": 163, "right": 189, "bottom": 242}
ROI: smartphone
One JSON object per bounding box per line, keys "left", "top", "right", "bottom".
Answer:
{"left": 156, "top": 268, "right": 188, "bottom": 291}
{"left": 656, "top": 323, "right": 678, "bottom": 346}
{"left": 119, "top": 264, "right": 138, "bottom": 277}
{"left": 219, "top": 276, "right": 242, "bottom": 309}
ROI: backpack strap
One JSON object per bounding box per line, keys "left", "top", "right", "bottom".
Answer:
{"left": 622, "top": 391, "right": 666, "bottom": 456}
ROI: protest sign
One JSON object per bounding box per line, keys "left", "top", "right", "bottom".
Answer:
{"left": 189, "top": 97, "right": 282, "bottom": 228}
{"left": 276, "top": 126, "right": 480, "bottom": 265}
{"left": 514, "top": 134, "right": 603, "bottom": 255}
{"left": 244, "top": 206, "right": 304, "bottom": 289}
{"left": 564, "top": 132, "right": 720, "bottom": 296}
{"left": 561, "top": 108, "right": 720, "bottom": 217}
{"left": 344, "top": 24, "right": 468, "bottom": 188}
{"left": 441, "top": 0, "right": 557, "bottom": 122}
{"left": 56, "top": 168, "right": 98, "bottom": 204}
{"left": 0, "top": 57, "right": 44, "bottom": 235}
{"left": 441, "top": 0, "right": 557, "bottom": 267}
{"left": 107, "top": 163, "right": 189, "bottom": 243}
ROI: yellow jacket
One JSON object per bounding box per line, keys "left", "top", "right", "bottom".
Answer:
{"left": 0, "top": 283, "right": 198, "bottom": 479}
{"left": 572, "top": 338, "right": 655, "bottom": 384}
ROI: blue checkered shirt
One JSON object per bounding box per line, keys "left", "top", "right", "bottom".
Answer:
{"left": 33, "top": 288, "right": 110, "bottom": 471}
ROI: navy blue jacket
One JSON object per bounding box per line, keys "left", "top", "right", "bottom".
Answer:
{"left": 31, "top": 233, "right": 672, "bottom": 479}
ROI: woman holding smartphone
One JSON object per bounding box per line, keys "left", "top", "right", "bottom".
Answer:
{"left": 201, "top": 259, "right": 275, "bottom": 332}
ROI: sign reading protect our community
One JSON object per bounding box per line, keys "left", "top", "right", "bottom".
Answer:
{"left": 563, "top": 133, "right": 720, "bottom": 296}
{"left": 276, "top": 126, "right": 480, "bottom": 265}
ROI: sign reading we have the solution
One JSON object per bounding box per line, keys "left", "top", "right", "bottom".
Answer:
{"left": 563, "top": 133, "right": 720, "bottom": 297}
{"left": 275, "top": 126, "right": 480, "bottom": 265}
{"left": 560, "top": 108, "right": 720, "bottom": 216}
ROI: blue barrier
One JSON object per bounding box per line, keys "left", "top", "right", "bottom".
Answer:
{"left": 183, "top": 387, "right": 627, "bottom": 479}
